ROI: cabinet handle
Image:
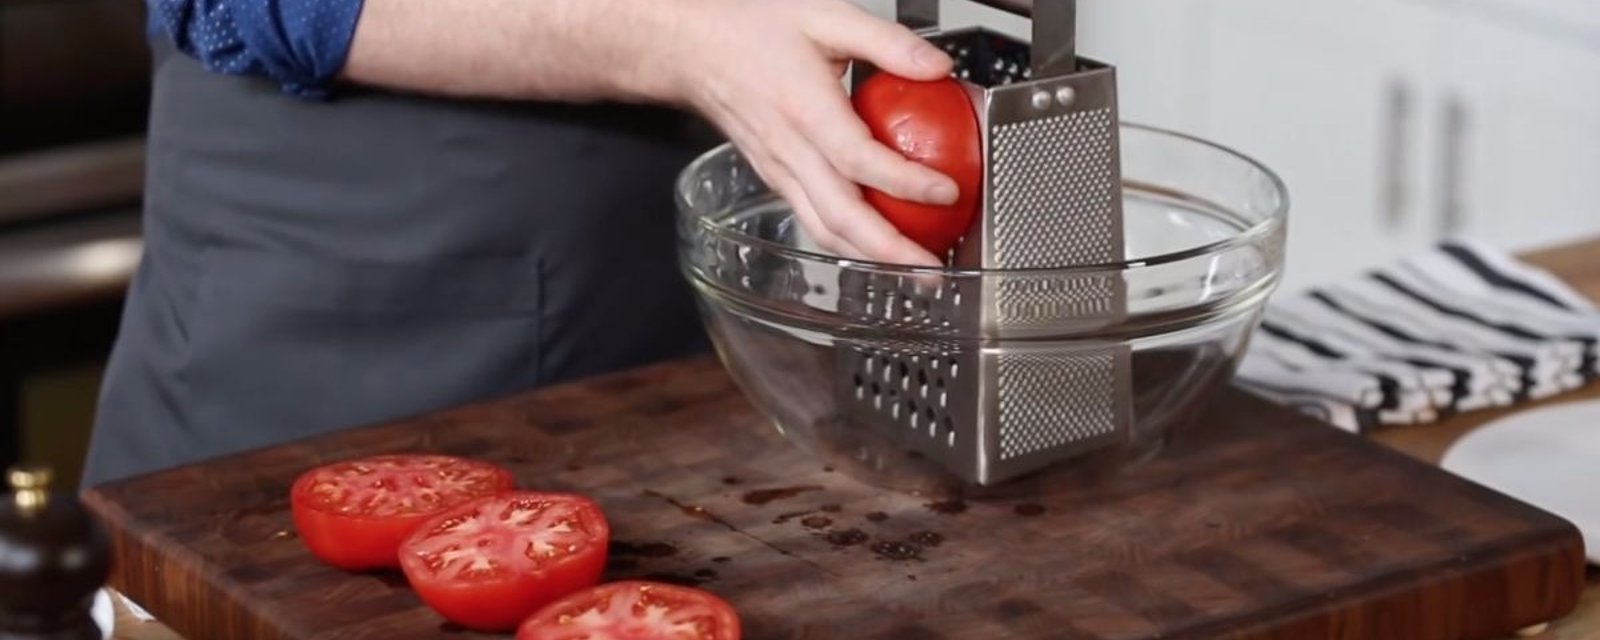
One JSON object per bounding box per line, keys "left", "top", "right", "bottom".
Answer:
{"left": 1380, "top": 78, "right": 1412, "bottom": 230}
{"left": 1438, "top": 95, "right": 1469, "bottom": 237}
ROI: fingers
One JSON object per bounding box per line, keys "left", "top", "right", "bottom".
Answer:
{"left": 791, "top": 91, "right": 958, "bottom": 206}
{"left": 803, "top": 0, "right": 952, "bottom": 81}
{"left": 774, "top": 124, "right": 942, "bottom": 267}
{"left": 713, "top": 104, "right": 866, "bottom": 260}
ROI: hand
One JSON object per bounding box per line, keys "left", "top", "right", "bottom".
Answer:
{"left": 666, "top": 0, "right": 960, "bottom": 267}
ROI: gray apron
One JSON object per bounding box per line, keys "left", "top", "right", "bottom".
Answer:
{"left": 82, "top": 41, "right": 719, "bottom": 487}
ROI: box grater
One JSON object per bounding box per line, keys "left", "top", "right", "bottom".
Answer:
{"left": 835, "top": 0, "right": 1131, "bottom": 486}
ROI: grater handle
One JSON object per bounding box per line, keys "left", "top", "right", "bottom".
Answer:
{"left": 893, "top": 0, "right": 1078, "bottom": 78}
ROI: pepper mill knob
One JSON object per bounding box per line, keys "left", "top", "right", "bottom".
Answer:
{"left": 0, "top": 464, "right": 113, "bottom": 640}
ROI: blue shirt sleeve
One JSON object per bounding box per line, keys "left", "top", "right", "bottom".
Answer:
{"left": 148, "top": 0, "right": 366, "bottom": 98}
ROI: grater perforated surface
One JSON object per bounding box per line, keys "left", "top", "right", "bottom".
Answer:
{"left": 843, "top": 346, "right": 963, "bottom": 450}
{"left": 996, "top": 276, "right": 1119, "bottom": 328}
{"left": 997, "top": 349, "right": 1125, "bottom": 460}
{"left": 992, "top": 108, "right": 1121, "bottom": 269}
{"left": 833, "top": 12, "right": 1132, "bottom": 486}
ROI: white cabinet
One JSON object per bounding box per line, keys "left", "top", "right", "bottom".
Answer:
{"left": 1077, "top": 0, "right": 1211, "bottom": 134}
{"left": 1195, "top": 0, "right": 1445, "bottom": 292}
{"left": 1461, "top": 0, "right": 1600, "bottom": 38}
{"left": 1076, "top": 0, "right": 1600, "bottom": 291}
{"left": 1435, "top": 10, "right": 1600, "bottom": 252}
{"left": 852, "top": 0, "right": 1600, "bottom": 290}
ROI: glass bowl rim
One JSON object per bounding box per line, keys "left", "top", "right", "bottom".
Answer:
{"left": 675, "top": 121, "right": 1289, "bottom": 277}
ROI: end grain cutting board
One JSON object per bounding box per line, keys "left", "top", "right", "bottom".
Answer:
{"left": 83, "top": 356, "right": 1586, "bottom": 639}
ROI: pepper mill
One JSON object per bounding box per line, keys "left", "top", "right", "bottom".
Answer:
{"left": 0, "top": 464, "right": 113, "bottom": 640}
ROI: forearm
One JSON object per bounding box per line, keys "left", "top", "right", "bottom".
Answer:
{"left": 340, "top": 0, "right": 693, "bottom": 104}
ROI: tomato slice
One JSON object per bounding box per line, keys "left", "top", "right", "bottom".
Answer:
{"left": 289, "top": 454, "right": 515, "bottom": 571}
{"left": 516, "top": 581, "right": 741, "bottom": 640}
{"left": 852, "top": 72, "right": 983, "bottom": 258}
{"left": 398, "top": 492, "right": 611, "bottom": 632}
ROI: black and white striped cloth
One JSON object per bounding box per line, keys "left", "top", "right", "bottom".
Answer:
{"left": 1237, "top": 240, "right": 1599, "bottom": 433}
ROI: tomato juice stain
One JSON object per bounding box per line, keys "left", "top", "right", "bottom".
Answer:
{"left": 722, "top": 476, "right": 741, "bottom": 485}
{"left": 925, "top": 499, "right": 968, "bottom": 515}
{"left": 1014, "top": 503, "right": 1046, "bottom": 517}
{"left": 871, "top": 541, "right": 923, "bottom": 561}
{"left": 222, "top": 500, "right": 291, "bottom": 545}
{"left": 865, "top": 511, "right": 890, "bottom": 523}
{"left": 800, "top": 515, "right": 833, "bottom": 529}
{"left": 741, "top": 485, "right": 825, "bottom": 505}
{"left": 641, "top": 489, "right": 716, "bottom": 521}
{"left": 908, "top": 531, "right": 944, "bottom": 547}
{"left": 826, "top": 529, "right": 870, "bottom": 547}
{"left": 772, "top": 510, "right": 812, "bottom": 525}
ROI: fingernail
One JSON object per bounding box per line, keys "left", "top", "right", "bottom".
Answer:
{"left": 926, "top": 180, "right": 958, "bottom": 204}
{"left": 914, "top": 45, "right": 951, "bottom": 73}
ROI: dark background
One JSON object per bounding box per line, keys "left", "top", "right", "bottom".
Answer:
{"left": 0, "top": 0, "right": 152, "bottom": 488}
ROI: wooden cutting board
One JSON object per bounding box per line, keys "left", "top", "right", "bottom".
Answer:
{"left": 82, "top": 356, "right": 1586, "bottom": 640}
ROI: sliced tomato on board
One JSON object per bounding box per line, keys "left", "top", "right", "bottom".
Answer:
{"left": 289, "top": 454, "right": 515, "bottom": 571}
{"left": 516, "top": 580, "right": 741, "bottom": 640}
{"left": 852, "top": 72, "right": 983, "bottom": 258}
{"left": 398, "top": 492, "right": 611, "bottom": 632}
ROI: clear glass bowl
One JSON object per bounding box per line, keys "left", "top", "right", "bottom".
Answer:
{"left": 676, "top": 123, "right": 1288, "bottom": 495}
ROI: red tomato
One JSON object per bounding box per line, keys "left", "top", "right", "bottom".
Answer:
{"left": 289, "top": 454, "right": 514, "bottom": 571}
{"left": 398, "top": 492, "right": 611, "bottom": 632}
{"left": 516, "top": 581, "right": 741, "bottom": 640}
{"left": 852, "top": 72, "right": 983, "bottom": 258}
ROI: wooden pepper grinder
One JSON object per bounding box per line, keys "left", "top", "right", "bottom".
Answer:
{"left": 0, "top": 464, "right": 112, "bottom": 640}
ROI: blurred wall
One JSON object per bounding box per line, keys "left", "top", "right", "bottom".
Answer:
{"left": 1, "top": 0, "right": 151, "bottom": 155}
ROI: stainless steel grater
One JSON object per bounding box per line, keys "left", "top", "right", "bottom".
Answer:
{"left": 835, "top": 0, "right": 1131, "bottom": 486}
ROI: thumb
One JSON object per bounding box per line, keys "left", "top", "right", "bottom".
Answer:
{"left": 805, "top": 1, "right": 952, "bottom": 81}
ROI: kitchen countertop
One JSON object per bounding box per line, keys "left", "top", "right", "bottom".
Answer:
{"left": 105, "top": 236, "right": 1600, "bottom": 640}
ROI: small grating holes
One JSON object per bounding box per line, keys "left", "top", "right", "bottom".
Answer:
{"left": 997, "top": 276, "right": 1119, "bottom": 328}
{"left": 997, "top": 351, "right": 1123, "bottom": 460}
{"left": 990, "top": 108, "right": 1120, "bottom": 270}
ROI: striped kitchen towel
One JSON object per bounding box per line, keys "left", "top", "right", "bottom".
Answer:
{"left": 1236, "top": 239, "right": 1599, "bottom": 433}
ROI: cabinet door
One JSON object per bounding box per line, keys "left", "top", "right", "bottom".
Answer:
{"left": 1199, "top": 0, "right": 1443, "bottom": 292}
{"left": 1438, "top": 12, "right": 1600, "bottom": 252}
{"left": 1463, "top": 0, "right": 1600, "bottom": 38}
{"left": 1076, "top": 0, "right": 1212, "bottom": 133}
